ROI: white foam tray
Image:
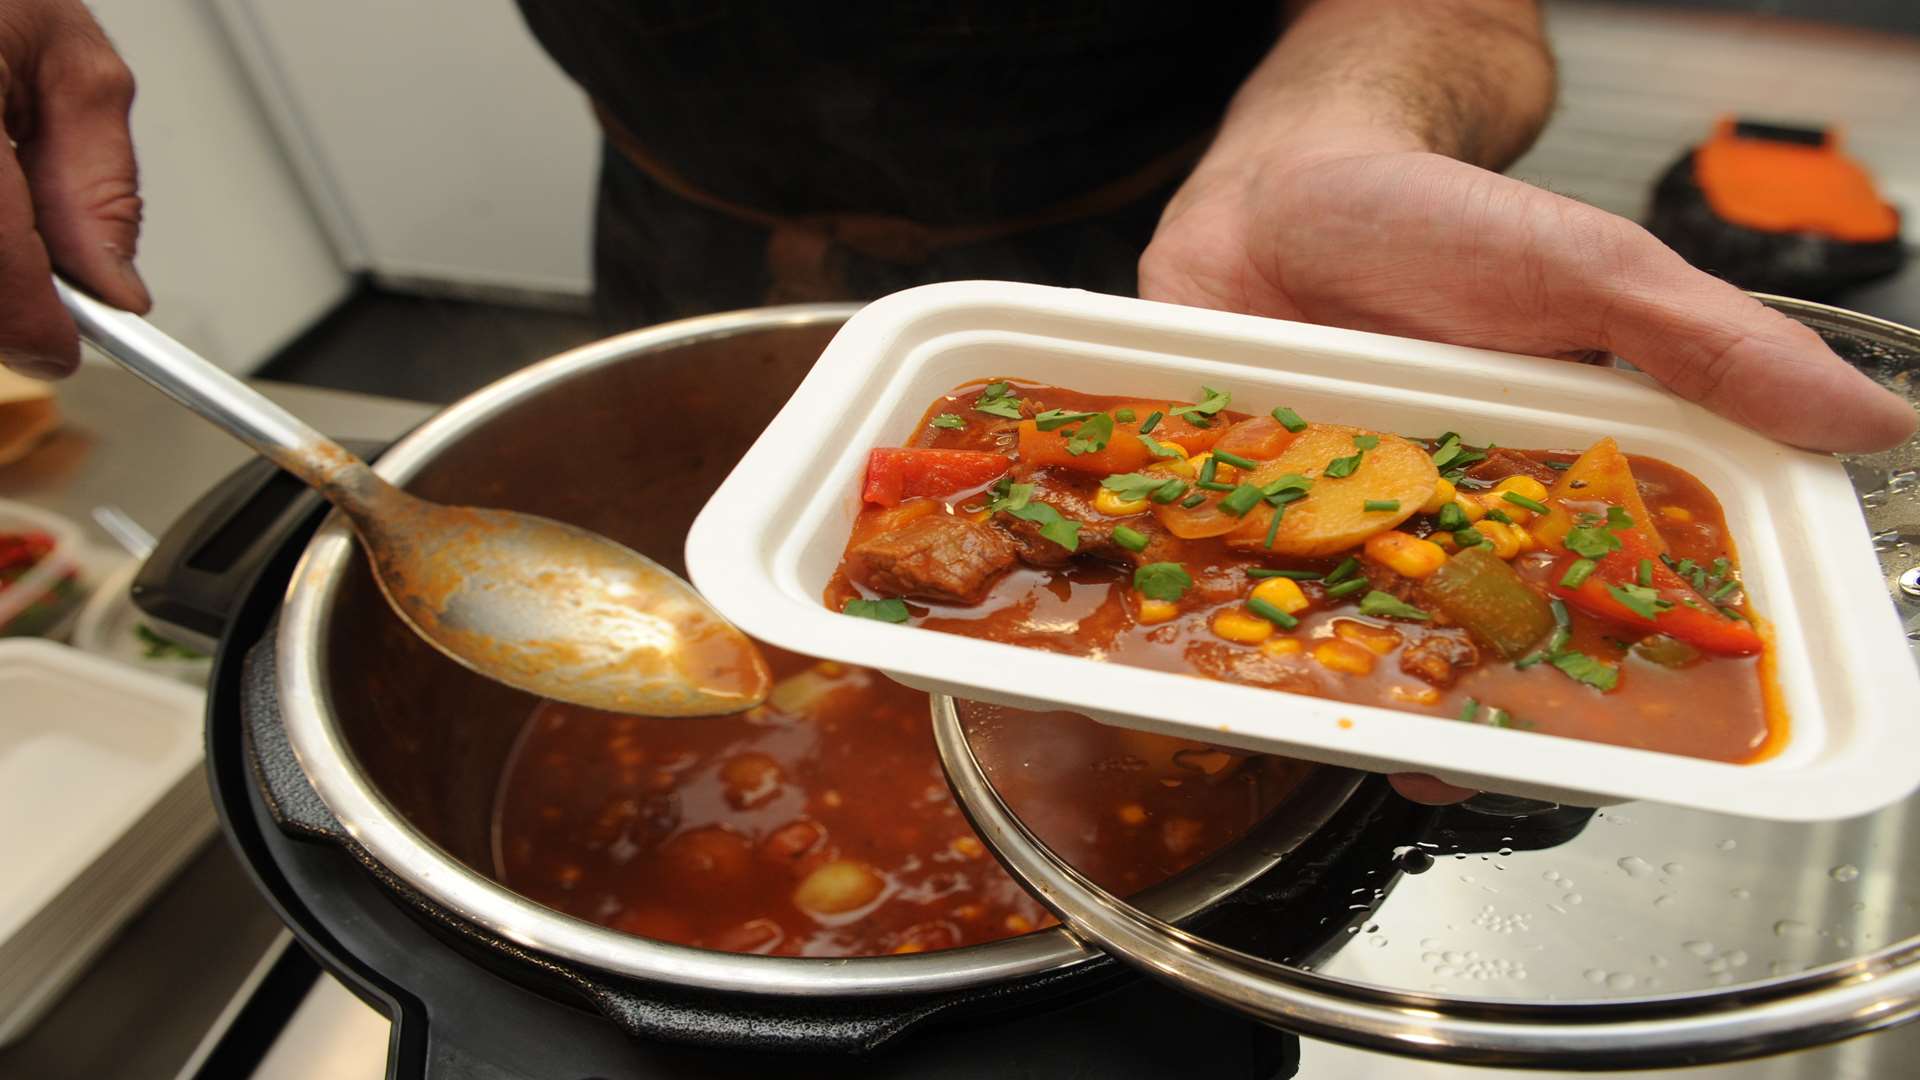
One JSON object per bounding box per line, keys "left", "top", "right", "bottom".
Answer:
{"left": 687, "top": 281, "right": 1920, "bottom": 821}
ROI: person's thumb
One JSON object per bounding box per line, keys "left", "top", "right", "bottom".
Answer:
{"left": 1589, "top": 227, "right": 1912, "bottom": 453}
{"left": 15, "top": 30, "right": 149, "bottom": 315}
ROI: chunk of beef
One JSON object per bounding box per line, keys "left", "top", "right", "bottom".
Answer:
{"left": 1464, "top": 448, "right": 1560, "bottom": 488}
{"left": 1361, "top": 560, "right": 1418, "bottom": 603}
{"left": 844, "top": 514, "right": 1017, "bottom": 604}
{"left": 1184, "top": 640, "right": 1321, "bottom": 694}
{"left": 1399, "top": 630, "right": 1479, "bottom": 688}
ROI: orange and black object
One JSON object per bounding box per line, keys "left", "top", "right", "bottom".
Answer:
{"left": 1648, "top": 117, "right": 1905, "bottom": 298}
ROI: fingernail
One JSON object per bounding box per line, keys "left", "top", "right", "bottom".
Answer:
{"left": 113, "top": 251, "right": 153, "bottom": 312}
{"left": 0, "top": 348, "right": 73, "bottom": 379}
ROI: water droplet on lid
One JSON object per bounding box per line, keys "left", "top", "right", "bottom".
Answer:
{"left": 1707, "top": 957, "right": 1728, "bottom": 974}
{"left": 1543, "top": 870, "right": 1561, "bottom": 882}
{"left": 1662, "top": 862, "right": 1684, "bottom": 875}
{"left": 1369, "top": 935, "right": 1389, "bottom": 948}
{"left": 1831, "top": 864, "right": 1860, "bottom": 883}
{"left": 1727, "top": 949, "right": 1748, "bottom": 968}
{"left": 1606, "top": 972, "right": 1637, "bottom": 991}
{"left": 1650, "top": 954, "right": 1669, "bottom": 968}
{"left": 1564, "top": 892, "right": 1583, "bottom": 905}
{"left": 1654, "top": 894, "right": 1676, "bottom": 908}
{"left": 1730, "top": 888, "right": 1751, "bottom": 900}
{"left": 1584, "top": 968, "right": 1608, "bottom": 984}
{"left": 1775, "top": 919, "right": 1810, "bottom": 937}
{"left": 1497, "top": 847, "right": 1513, "bottom": 856}
{"left": 1717, "top": 839, "right": 1737, "bottom": 852}
{"left": 1851, "top": 901, "right": 1867, "bottom": 913}
{"left": 1683, "top": 940, "right": 1715, "bottom": 958}
{"left": 1617, "top": 855, "right": 1654, "bottom": 878}
{"left": 1711, "top": 972, "right": 1733, "bottom": 986}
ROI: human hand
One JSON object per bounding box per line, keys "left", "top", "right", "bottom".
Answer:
{"left": 1139, "top": 143, "right": 1915, "bottom": 454}
{"left": 0, "top": 0, "right": 147, "bottom": 378}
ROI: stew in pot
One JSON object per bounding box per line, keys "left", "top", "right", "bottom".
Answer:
{"left": 828, "top": 380, "right": 1780, "bottom": 763}
{"left": 493, "top": 643, "right": 1312, "bottom": 956}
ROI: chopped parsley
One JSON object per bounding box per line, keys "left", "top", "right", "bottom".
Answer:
{"left": 1549, "top": 650, "right": 1620, "bottom": 692}
{"left": 842, "top": 597, "right": 910, "bottom": 623}
{"left": 1457, "top": 697, "right": 1480, "bottom": 724}
{"left": 1271, "top": 406, "right": 1308, "bottom": 433}
{"left": 931, "top": 413, "right": 965, "bottom": 430}
{"left": 1353, "top": 434, "right": 1381, "bottom": 450}
{"left": 974, "top": 382, "right": 1023, "bottom": 419}
{"left": 1064, "top": 413, "right": 1115, "bottom": 455}
{"left": 1608, "top": 506, "right": 1635, "bottom": 530}
{"left": 1169, "top": 386, "right": 1231, "bottom": 422}
{"left": 1137, "top": 434, "right": 1186, "bottom": 460}
{"left": 1112, "top": 525, "right": 1149, "bottom": 553}
{"left": 1607, "top": 582, "right": 1672, "bottom": 620}
{"left": 1134, "top": 562, "right": 1193, "bottom": 602}
{"left": 1101, "top": 472, "right": 1170, "bottom": 502}
{"left": 1357, "top": 590, "right": 1431, "bottom": 621}
{"left": 1324, "top": 452, "right": 1363, "bottom": 479}
{"left": 1261, "top": 473, "right": 1312, "bottom": 497}
{"left": 1033, "top": 408, "right": 1096, "bottom": 431}
{"left": 984, "top": 480, "right": 1080, "bottom": 551}
{"left": 1563, "top": 519, "right": 1623, "bottom": 558}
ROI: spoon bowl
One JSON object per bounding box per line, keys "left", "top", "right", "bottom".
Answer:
{"left": 58, "top": 278, "right": 769, "bottom": 716}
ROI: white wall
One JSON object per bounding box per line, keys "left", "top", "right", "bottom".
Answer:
{"left": 213, "top": 0, "right": 600, "bottom": 298}
{"left": 90, "top": 0, "right": 350, "bottom": 373}
{"left": 1515, "top": 1, "right": 1920, "bottom": 233}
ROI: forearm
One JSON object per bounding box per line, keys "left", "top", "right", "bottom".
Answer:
{"left": 1203, "top": 0, "right": 1555, "bottom": 173}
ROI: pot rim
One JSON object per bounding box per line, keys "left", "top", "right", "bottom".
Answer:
{"left": 274, "top": 303, "right": 1361, "bottom": 997}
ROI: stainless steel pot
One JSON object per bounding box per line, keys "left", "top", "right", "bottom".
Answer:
{"left": 269, "top": 304, "right": 1361, "bottom": 1002}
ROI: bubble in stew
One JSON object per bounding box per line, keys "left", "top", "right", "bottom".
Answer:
{"left": 830, "top": 380, "right": 1781, "bottom": 762}
{"left": 492, "top": 644, "right": 1312, "bottom": 957}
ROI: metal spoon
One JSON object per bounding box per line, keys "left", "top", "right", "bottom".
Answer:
{"left": 57, "top": 278, "right": 770, "bottom": 716}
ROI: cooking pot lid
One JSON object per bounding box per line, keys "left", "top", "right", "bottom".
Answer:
{"left": 930, "top": 295, "right": 1920, "bottom": 1069}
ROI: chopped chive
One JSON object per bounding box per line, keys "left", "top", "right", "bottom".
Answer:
{"left": 1552, "top": 598, "right": 1571, "bottom": 628}
{"left": 1113, "top": 525, "right": 1149, "bottom": 553}
{"left": 1266, "top": 489, "right": 1310, "bottom": 507}
{"left": 1453, "top": 528, "right": 1484, "bottom": 547}
{"left": 1457, "top": 698, "right": 1480, "bottom": 724}
{"left": 1247, "top": 596, "right": 1300, "bottom": 629}
{"left": 1362, "top": 499, "right": 1401, "bottom": 512}
{"left": 1710, "top": 579, "right": 1741, "bottom": 602}
{"left": 1431, "top": 437, "right": 1463, "bottom": 469}
{"left": 1485, "top": 508, "right": 1515, "bottom": 525}
{"left": 1151, "top": 478, "right": 1190, "bottom": 503}
{"left": 1560, "top": 558, "right": 1597, "bottom": 589}
{"left": 1690, "top": 569, "right": 1710, "bottom": 591}
{"left": 1674, "top": 558, "right": 1696, "bottom": 578}
{"left": 1248, "top": 568, "right": 1322, "bottom": 580}
{"left": 1033, "top": 408, "right": 1097, "bottom": 431}
{"left": 1211, "top": 448, "right": 1259, "bottom": 470}
{"left": 1272, "top": 406, "right": 1307, "bottom": 433}
{"left": 1486, "top": 708, "right": 1513, "bottom": 728}
{"left": 1710, "top": 557, "right": 1730, "bottom": 580}
{"left": 1263, "top": 503, "right": 1286, "bottom": 548}
{"left": 1325, "top": 578, "right": 1369, "bottom": 598}
{"left": 1435, "top": 502, "right": 1468, "bottom": 531}
{"left": 1637, "top": 558, "right": 1653, "bottom": 587}
{"left": 1181, "top": 491, "right": 1208, "bottom": 508}
{"left": 1323, "top": 556, "right": 1361, "bottom": 584}
{"left": 1197, "top": 480, "right": 1236, "bottom": 492}
{"left": 1115, "top": 408, "right": 1136, "bottom": 423}
{"left": 1219, "top": 483, "right": 1264, "bottom": 516}
{"left": 1198, "top": 456, "right": 1218, "bottom": 486}
{"left": 1547, "top": 461, "right": 1572, "bottom": 471}
{"left": 1139, "top": 411, "right": 1164, "bottom": 434}
{"left": 1719, "top": 605, "right": 1748, "bottom": 621}
{"left": 1502, "top": 492, "right": 1550, "bottom": 515}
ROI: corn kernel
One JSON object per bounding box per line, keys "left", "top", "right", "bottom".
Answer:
{"left": 1454, "top": 495, "right": 1487, "bottom": 523}
{"left": 1492, "top": 475, "right": 1550, "bottom": 503}
{"left": 1116, "top": 803, "right": 1148, "bottom": 826}
{"left": 892, "top": 942, "right": 928, "bottom": 954}
{"left": 1212, "top": 610, "right": 1275, "bottom": 645}
{"left": 1421, "top": 477, "right": 1457, "bottom": 514}
{"left": 1388, "top": 684, "right": 1442, "bottom": 706}
{"left": 1511, "top": 525, "right": 1538, "bottom": 552}
{"left": 1250, "top": 576, "right": 1309, "bottom": 614}
{"left": 1260, "top": 636, "right": 1303, "bottom": 657}
{"left": 1659, "top": 505, "right": 1694, "bottom": 524}
{"left": 1094, "top": 487, "right": 1150, "bottom": 516}
{"left": 1313, "top": 639, "right": 1377, "bottom": 676}
{"left": 1137, "top": 597, "right": 1180, "bottom": 624}
{"left": 1333, "top": 618, "right": 1404, "bottom": 655}
{"left": 1471, "top": 519, "right": 1522, "bottom": 559}
{"left": 814, "top": 660, "right": 846, "bottom": 677}
{"left": 1362, "top": 530, "right": 1448, "bottom": 579}
{"left": 1188, "top": 452, "right": 1235, "bottom": 483}
{"left": 949, "top": 835, "right": 986, "bottom": 859}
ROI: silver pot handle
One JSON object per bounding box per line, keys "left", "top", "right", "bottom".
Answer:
{"left": 931, "top": 695, "right": 1920, "bottom": 1069}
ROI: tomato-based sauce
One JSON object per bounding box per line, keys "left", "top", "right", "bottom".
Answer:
{"left": 492, "top": 644, "right": 1311, "bottom": 957}
{"left": 828, "top": 381, "right": 1778, "bottom": 763}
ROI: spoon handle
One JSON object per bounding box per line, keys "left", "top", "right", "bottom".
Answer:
{"left": 56, "top": 277, "right": 393, "bottom": 511}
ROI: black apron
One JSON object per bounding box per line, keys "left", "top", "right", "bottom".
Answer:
{"left": 513, "top": 1, "right": 1283, "bottom": 326}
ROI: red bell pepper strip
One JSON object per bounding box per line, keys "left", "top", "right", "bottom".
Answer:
{"left": 1548, "top": 525, "right": 1762, "bottom": 656}
{"left": 862, "top": 448, "right": 1011, "bottom": 507}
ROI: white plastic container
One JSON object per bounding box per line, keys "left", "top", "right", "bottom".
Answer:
{"left": 0, "top": 639, "right": 214, "bottom": 1045}
{"left": 0, "top": 499, "right": 83, "bottom": 637}
{"left": 687, "top": 281, "right": 1919, "bottom": 821}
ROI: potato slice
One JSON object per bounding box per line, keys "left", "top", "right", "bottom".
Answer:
{"left": 1226, "top": 424, "right": 1438, "bottom": 558}
{"left": 1528, "top": 436, "right": 1667, "bottom": 555}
